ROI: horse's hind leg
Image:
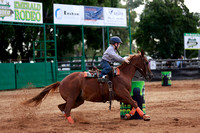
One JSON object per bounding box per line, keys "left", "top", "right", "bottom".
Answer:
{"left": 58, "top": 99, "right": 84, "bottom": 113}
{"left": 63, "top": 98, "right": 76, "bottom": 124}
{"left": 73, "top": 99, "right": 84, "bottom": 108}
{"left": 58, "top": 103, "right": 66, "bottom": 113}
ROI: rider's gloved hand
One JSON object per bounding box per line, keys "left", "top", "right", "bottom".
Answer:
{"left": 124, "top": 59, "right": 130, "bottom": 64}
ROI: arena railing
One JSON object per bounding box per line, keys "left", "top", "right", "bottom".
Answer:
{"left": 150, "top": 59, "right": 200, "bottom": 70}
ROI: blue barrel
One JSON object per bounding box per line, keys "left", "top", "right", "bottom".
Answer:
{"left": 120, "top": 81, "right": 146, "bottom": 119}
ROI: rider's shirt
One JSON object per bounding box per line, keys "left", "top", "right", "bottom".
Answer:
{"left": 102, "top": 45, "right": 125, "bottom": 64}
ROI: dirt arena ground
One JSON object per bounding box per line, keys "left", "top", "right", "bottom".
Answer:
{"left": 0, "top": 79, "right": 200, "bottom": 133}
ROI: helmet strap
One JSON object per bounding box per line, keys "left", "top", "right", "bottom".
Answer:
{"left": 113, "top": 43, "right": 120, "bottom": 55}
{"left": 114, "top": 43, "right": 119, "bottom": 50}
{"left": 116, "top": 49, "right": 120, "bottom": 55}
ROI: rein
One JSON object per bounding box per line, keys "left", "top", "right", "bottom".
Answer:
{"left": 128, "top": 59, "right": 148, "bottom": 80}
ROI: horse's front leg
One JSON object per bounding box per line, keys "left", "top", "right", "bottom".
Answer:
{"left": 115, "top": 87, "right": 150, "bottom": 121}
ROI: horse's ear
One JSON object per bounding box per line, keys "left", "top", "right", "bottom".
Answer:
{"left": 141, "top": 50, "right": 144, "bottom": 57}
{"left": 137, "top": 50, "right": 141, "bottom": 55}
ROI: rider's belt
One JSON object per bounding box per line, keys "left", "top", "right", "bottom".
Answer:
{"left": 102, "top": 59, "right": 113, "bottom": 66}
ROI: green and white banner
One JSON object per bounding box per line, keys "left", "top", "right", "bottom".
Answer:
{"left": 184, "top": 33, "right": 200, "bottom": 50}
{"left": 0, "top": 0, "right": 43, "bottom": 24}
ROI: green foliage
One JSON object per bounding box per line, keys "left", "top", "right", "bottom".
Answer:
{"left": 0, "top": 26, "right": 14, "bottom": 61}
{"left": 122, "top": 0, "right": 149, "bottom": 9}
{"left": 134, "top": 0, "right": 199, "bottom": 59}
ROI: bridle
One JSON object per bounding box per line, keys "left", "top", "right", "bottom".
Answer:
{"left": 129, "top": 57, "right": 149, "bottom": 80}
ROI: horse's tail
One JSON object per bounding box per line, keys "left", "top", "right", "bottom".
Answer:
{"left": 22, "top": 81, "right": 60, "bottom": 107}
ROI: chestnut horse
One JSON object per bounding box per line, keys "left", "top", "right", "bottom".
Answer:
{"left": 23, "top": 51, "right": 153, "bottom": 124}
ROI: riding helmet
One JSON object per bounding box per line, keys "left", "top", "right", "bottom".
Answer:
{"left": 110, "top": 36, "right": 122, "bottom": 44}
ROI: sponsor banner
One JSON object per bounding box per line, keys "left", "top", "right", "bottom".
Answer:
{"left": 53, "top": 4, "right": 127, "bottom": 27}
{"left": 54, "top": 4, "right": 83, "bottom": 25}
{"left": 0, "top": 0, "right": 43, "bottom": 24}
{"left": 83, "top": 6, "right": 104, "bottom": 26}
{"left": 104, "top": 7, "right": 127, "bottom": 27}
{"left": 184, "top": 33, "right": 200, "bottom": 50}
{"left": 150, "top": 60, "right": 156, "bottom": 70}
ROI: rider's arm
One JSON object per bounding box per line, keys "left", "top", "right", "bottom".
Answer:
{"left": 108, "top": 47, "right": 125, "bottom": 63}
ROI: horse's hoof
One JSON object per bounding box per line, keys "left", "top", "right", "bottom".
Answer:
{"left": 124, "top": 114, "right": 131, "bottom": 120}
{"left": 143, "top": 114, "right": 150, "bottom": 121}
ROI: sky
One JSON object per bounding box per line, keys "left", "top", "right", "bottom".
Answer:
{"left": 126, "top": 0, "right": 200, "bottom": 21}
{"left": 184, "top": 0, "right": 199, "bottom": 13}
{"left": 134, "top": 0, "right": 200, "bottom": 13}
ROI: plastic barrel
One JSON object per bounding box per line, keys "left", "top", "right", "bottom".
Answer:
{"left": 120, "top": 81, "right": 146, "bottom": 119}
{"left": 161, "top": 71, "right": 172, "bottom": 86}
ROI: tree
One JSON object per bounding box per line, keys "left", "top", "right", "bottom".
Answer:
{"left": 134, "top": 0, "right": 199, "bottom": 59}
{"left": 0, "top": 26, "right": 14, "bottom": 62}
{"left": 124, "top": 0, "right": 149, "bottom": 9}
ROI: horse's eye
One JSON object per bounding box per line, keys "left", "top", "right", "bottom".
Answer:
{"left": 146, "top": 62, "right": 149, "bottom": 65}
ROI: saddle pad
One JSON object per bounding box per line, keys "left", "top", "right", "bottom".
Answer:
{"left": 114, "top": 68, "right": 120, "bottom": 76}
{"left": 84, "top": 71, "right": 99, "bottom": 78}
{"left": 84, "top": 68, "right": 120, "bottom": 78}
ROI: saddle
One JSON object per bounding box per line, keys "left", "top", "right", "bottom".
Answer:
{"left": 84, "top": 66, "right": 120, "bottom": 78}
{"left": 84, "top": 66, "right": 115, "bottom": 110}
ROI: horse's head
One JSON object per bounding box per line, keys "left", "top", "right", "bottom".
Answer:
{"left": 130, "top": 50, "right": 153, "bottom": 81}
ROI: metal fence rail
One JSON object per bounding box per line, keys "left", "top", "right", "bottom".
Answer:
{"left": 57, "top": 60, "right": 101, "bottom": 71}
{"left": 150, "top": 59, "right": 200, "bottom": 70}
{"left": 57, "top": 58, "right": 200, "bottom": 81}
{"left": 57, "top": 58, "right": 200, "bottom": 71}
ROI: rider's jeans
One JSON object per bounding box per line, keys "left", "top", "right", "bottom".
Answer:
{"left": 99, "top": 60, "right": 112, "bottom": 78}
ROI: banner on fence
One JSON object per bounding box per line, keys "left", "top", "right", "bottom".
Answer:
{"left": 150, "top": 60, "right": 156, "bottom": 70}
{"left": 104, "top": 7, "right": 126, "bottom": 27}
{"left": 53, "top": 4, "right": 83, "bottom": 25}
{"left": 53, "top": 4, "right": 127, "bottom": 27}
{"left": 84, "top": 6, "right": 104, "bottom": 26}
{"left": 0, "top": 0, "right": 43, "bottom": 24}
{"left": 184, "top": 33, "right": 200, "bottom": 50}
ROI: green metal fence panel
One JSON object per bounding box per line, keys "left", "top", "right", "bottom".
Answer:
{"left": 0, "top": 62, "right": 80, "bottom": 90}
{"left": 0, "top": 63, "right": 16, "bottom": 90}
{"left": 57, "top": 70, "right": 80, "bottom": 81}
{"left": 16, "top": 63, "right": 47, "bottom": 89}
{"left": 46, "top": 62, "right": 56, "bottom": 85}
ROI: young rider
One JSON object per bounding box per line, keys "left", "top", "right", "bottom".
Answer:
{"left": 98, "top": 36, "right": 130, "bottom": 79}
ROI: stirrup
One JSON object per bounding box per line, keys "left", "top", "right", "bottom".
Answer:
{"left": 98, "top": 78, "right": 108, "bottom": 83}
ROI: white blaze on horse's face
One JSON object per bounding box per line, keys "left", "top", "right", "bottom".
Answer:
{"left": 135, "top": 55, "right": 153, "bottom": 81}
{"left": 142, "top": 56, "right": 153, "bottom": 81}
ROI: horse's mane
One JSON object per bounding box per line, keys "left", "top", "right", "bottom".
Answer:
{"left": 117, "top": 54, "right": 138, "bottom": 69}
